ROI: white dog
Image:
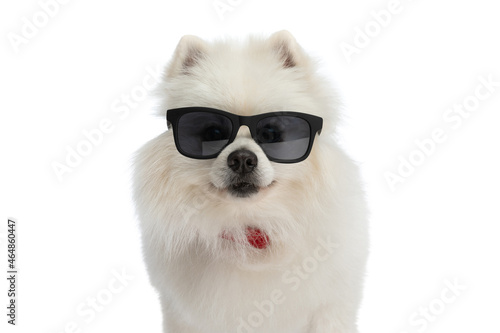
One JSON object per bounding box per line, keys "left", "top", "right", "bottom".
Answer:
{"left": 133, "top": 31, "right": 368, "bottom": 333}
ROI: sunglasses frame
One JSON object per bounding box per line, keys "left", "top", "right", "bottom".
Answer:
{"left": 166, "top": 107, "right": 323, "bottom": 163}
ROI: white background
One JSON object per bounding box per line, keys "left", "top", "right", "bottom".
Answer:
{"left": 1, "top": 0, "right": 500, "bottom": 332}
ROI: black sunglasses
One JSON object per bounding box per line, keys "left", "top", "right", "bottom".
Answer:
{"left": 166, "top": 107, "right": 323, "bottom": 163}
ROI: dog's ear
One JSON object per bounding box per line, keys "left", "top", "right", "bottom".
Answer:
{"left": 167, "top": 35, "right": 207, "bottom": 76}
{"left": 268, "top": 30, "right": 304, "bottom": 69}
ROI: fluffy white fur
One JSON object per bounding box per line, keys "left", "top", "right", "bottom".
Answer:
{"left": 133, "top": 31, "right": 368, "bottom": 333}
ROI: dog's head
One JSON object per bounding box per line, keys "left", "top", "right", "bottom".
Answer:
{"left": 134, "top": 31, "right": 341, "bottom": 262}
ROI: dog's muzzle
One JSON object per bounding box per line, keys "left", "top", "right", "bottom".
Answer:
{"left": 227, "top": 149, "right": 260, "bottom": 197}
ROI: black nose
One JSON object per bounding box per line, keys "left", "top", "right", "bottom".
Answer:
{"left": 227, "top": 149, "right": 258, "bottom": 174}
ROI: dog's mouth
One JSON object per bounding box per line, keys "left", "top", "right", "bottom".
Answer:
{"left": 228, "top": 182, "right": 260, "bottom": 197}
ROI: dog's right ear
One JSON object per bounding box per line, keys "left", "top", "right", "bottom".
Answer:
{"left": 268, "top": 30, "right": 305, "bottom": 69}
{"left": 167, "top": 35, "right": 207, "bottom": 76}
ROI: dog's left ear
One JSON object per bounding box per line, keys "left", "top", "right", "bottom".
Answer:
{"left": 167, "top": 35, "right": 208, "bottom": 76}
{"left": 268, "top": 30, "right": 305, "bottom": 69}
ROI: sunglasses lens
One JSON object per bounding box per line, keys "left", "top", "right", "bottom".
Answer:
{"left": 256, "top": 116, "right": 311, "bottom": 161}
{"left": 177, "top": 112, "right": 233, "bottom": 157}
